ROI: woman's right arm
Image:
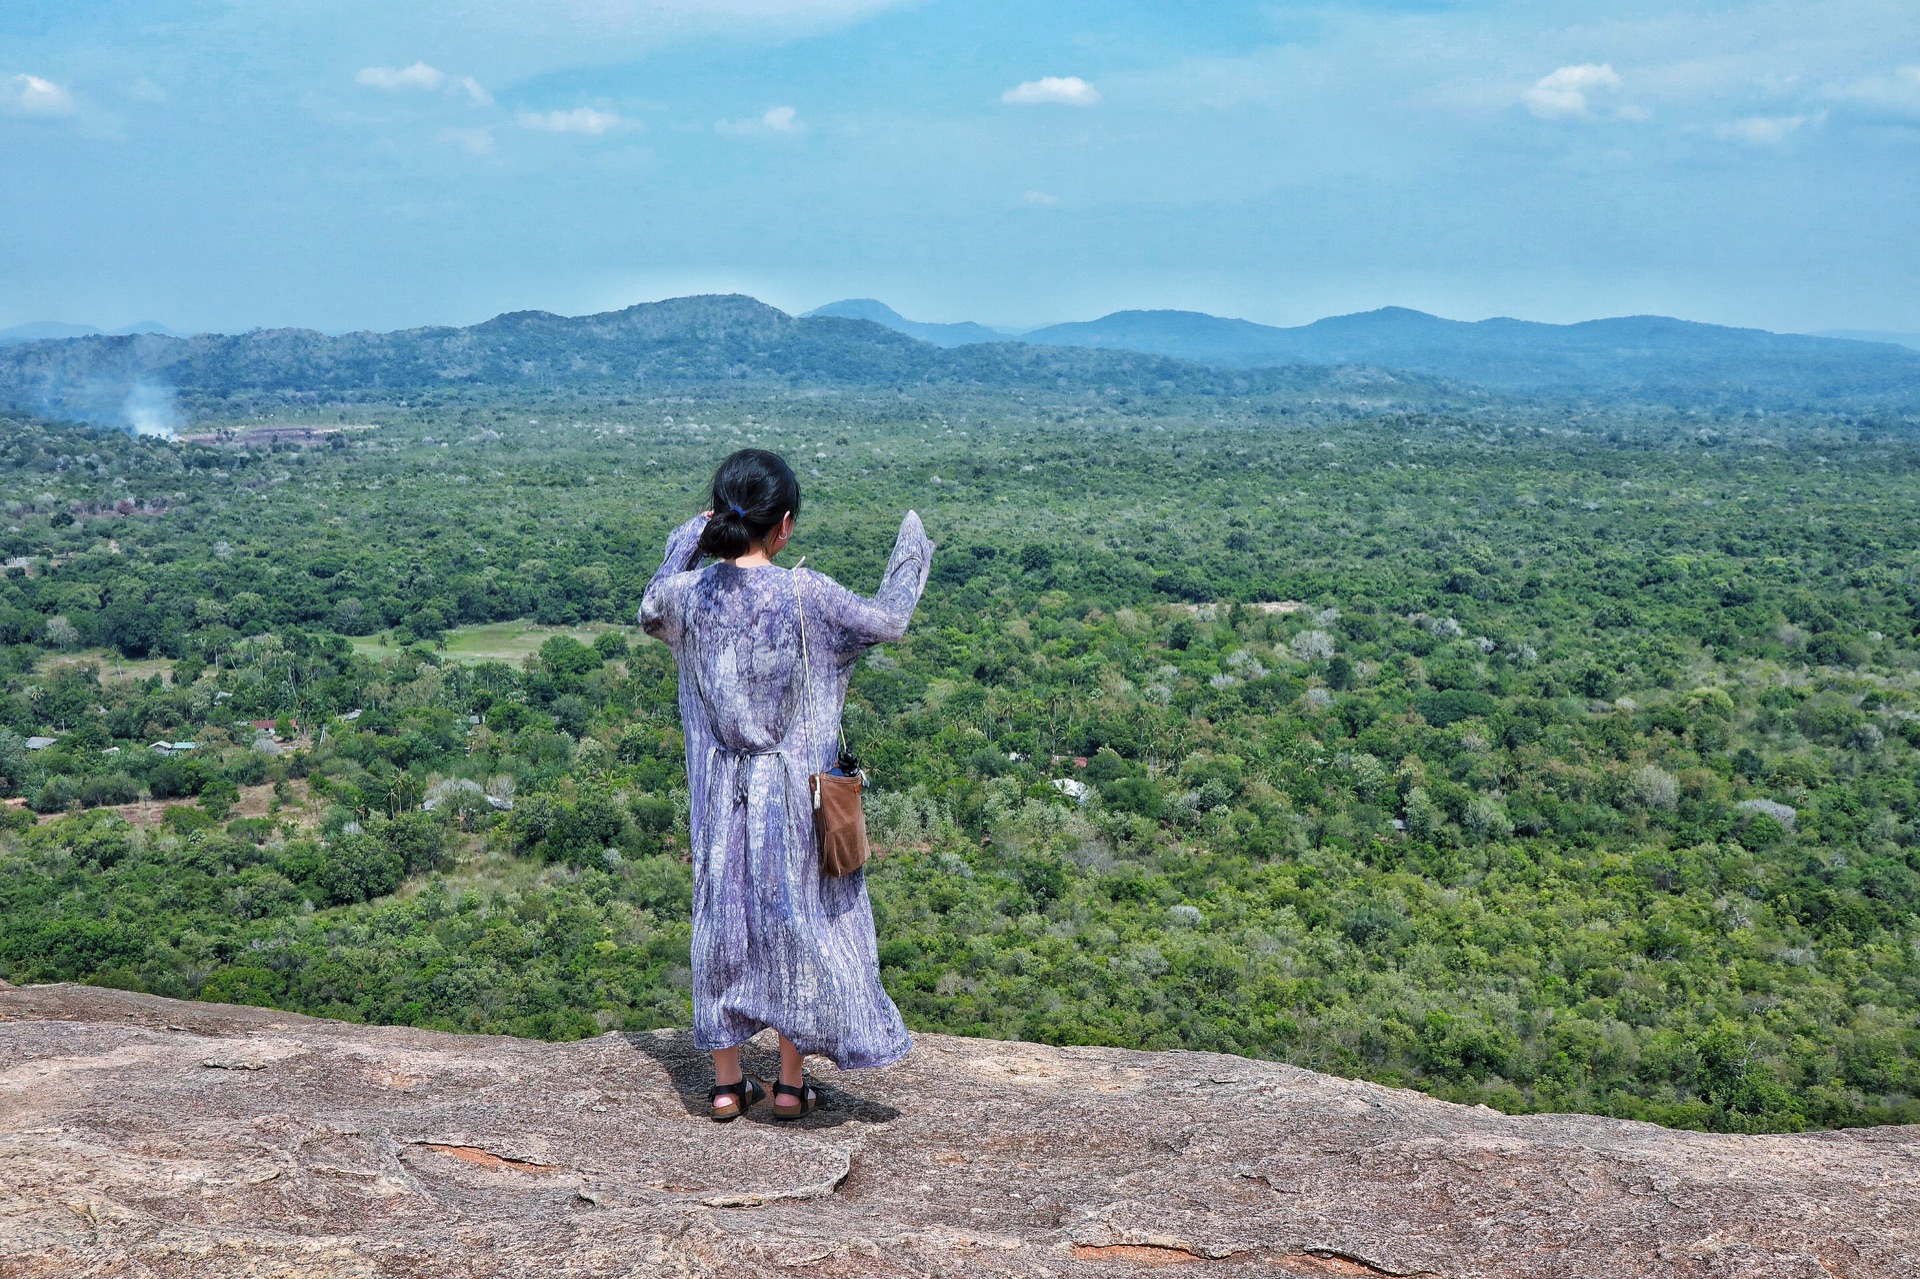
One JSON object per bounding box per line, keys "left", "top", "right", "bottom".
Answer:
{"left": 639, "top": 513, "right": 710, "bottom": 645}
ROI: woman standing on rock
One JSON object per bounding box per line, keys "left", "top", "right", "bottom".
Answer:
{"left": 640, "top": 449, "right": 931, "bottom": 1122}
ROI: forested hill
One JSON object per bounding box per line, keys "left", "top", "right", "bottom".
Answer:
{"left": 14, "top": 292, "right": 1920, "bottom": 427}
{"left": 0, "top": 294, "right": 1430, "bottom": 426}
{"left": 1022, "top": 307, "right": 1920, "bottom": 409}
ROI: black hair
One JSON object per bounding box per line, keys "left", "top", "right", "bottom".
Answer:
{"left": 699, "top": 448, "right": 801, "bottom": 560}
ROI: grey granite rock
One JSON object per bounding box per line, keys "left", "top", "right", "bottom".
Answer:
{"left": 2, "top": 982, "right": 1915, "bottom": 1277}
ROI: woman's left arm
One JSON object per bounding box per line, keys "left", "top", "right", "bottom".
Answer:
{"left": 808, "top": 511, "right": 933, "bottom": 656}
{"left": 638, "top": 513, "right": 711, "bottom": 645}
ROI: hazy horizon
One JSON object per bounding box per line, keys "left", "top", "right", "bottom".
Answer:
{"left": 5, "top": 0, "right": 1918, "bottom": 337}
{"left": 7, "top": 295, "right": 1920, "bottom": 348}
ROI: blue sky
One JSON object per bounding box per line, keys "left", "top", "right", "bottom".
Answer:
{"left": 3, "top": 0, "right": 1917, "bottom": 335}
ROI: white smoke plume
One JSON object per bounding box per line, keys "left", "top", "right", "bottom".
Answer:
{"left": 121, "top": 383, "right": 181, "bottom": 438}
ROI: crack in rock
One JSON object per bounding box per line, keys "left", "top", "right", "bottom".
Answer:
{"left": 1072, "top": 1243, "right": 1249, "bottom": 1267}
{"left": 412, "top": 1143, "right": 561, "bottom": 1174}
{"left": 1296, "top": 1248, "right": 1436, "bottom": 1276}
{"left": 1071, "top": 1243, "right": 1428, "bottom": 1276}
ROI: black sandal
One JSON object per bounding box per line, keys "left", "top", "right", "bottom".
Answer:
{"left": 709, "top": 1077, "right": 765, "bottom": 1123}
{"left": 771, "top": 1079, "right": 820, "bottom": 1121}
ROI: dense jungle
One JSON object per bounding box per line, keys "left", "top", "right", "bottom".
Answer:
{"left": 1, "top": 383, "right": 1917, "bottom": 1135}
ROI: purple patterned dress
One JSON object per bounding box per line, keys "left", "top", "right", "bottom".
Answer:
{"left": 639, "top": 511, "right": 932, "bottom": 1069}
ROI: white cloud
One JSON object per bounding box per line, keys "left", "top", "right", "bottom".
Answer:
{"left": 5, "top": 73, "right": 77, "bottom": 117}
{"left": 357, "top": 62, "right": 492, "bottom": 106}
{"left": 1524, "top": 63, "right": 1622, "bottom": 118}
{"left": 1842, "top": 64, "right": 1920, "bottom": 116}
{"left": 1002, "top": 76, "right": 1100, "bottom": 107}
{"left": 1714, "top": 113, "right": 1813, "bottom": 144}
{"left": 358, "top": 62, "right": 444, "bottom": 91}
{"left": 1022, "top": 190, "right": 1060, "bottom": 205}
{"left": 519, "top": 107, "right": 622, "bottom": 135}
{"left": 717, "top": 105, "right": 804, "bottom": 135}
{"left": 442, "top": 126, "right": 495, "bottom": 154}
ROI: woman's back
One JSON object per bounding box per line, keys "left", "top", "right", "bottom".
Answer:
{"left": 639, "top": 503, "right": 933, "bottom": 1076}
{"left": 677, "top": 564, "right": 808, "bottom": 753}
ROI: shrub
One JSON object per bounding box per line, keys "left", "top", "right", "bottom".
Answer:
{"left": 549, "top": 694, "right": 592, "bottom": 738}
{"left": 629, "top": 794, "right": 675, "bottom": 833}
{"left": 1795, "top": 697, "right": 1861, "bottom": 744}
{"left": 1084, "top": 747, "right": 1130, "bottom": 785}
{"left": 0, "top": 730, "right": 30, "bottom": 797}
{"left": 316, "top": 833, "right": 404, "bottom": 906}
{"left": 226, "top": 752, "right": 269, "bottom": 786}
{"left": 29, "top": 775, "right": 79, "bottom": 814}
{"left": 1019, "top": 854, "right": 1067, "bottom": 904}
{"left": 1805, "top": 633, "right": 1865, "bottom": 668}
{"left": 1290, "top": 629, "right": 1335, "bottom": 662}
{"left": 540, "top": 635, "right": 603, "bottom": 678}
{"left": 1415, "top": 690, "right": 1498, "bottom": 728}
{"left": 162, "top": 804, "right": 219, "bottom": 834}
{"left": 147, "top": 760, "right": 192, "bottom": 799}
{"left": 1343, "top": 901, "right": 1408, "bottom": 949}
{"left": 380, "top": 810, "right": 452, "bottom": 875}
{"left": 226, "top": 816, "right": 279, "bottom": 844}
{"left": 199, "top": 777, "right": 240, "bottom": 822}
{"left": 513, "top": 791, "right": 626, "bottom": 865}
{"left": 78, "top": 773, "right": 140, "bottom": 808}
{"left": 1465, "top": 796, "right": 1514, "bottom": 840}
{"left": 1628, "top": 765, "right": 1679, "bottom": 812}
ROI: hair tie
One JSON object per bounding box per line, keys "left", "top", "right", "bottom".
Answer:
{"left": 728, "top": 504, "right": 746, "bottom": 517}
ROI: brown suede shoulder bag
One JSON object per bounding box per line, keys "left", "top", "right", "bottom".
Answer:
{"left": 792, "top": 565, "right": 870, "bottom": 877}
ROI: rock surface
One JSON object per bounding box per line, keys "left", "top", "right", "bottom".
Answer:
{"left": 2, "top": 981, "right": 1916, "bottom": 1278}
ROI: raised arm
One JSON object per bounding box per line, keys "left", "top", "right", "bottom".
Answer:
{"left": 805, "top": 511, "right": 933, "bottom": 658}
{"left": 638, "top": 513, "right": 710, "bottom": 645}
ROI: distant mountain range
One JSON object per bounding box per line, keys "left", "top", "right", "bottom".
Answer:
{"left": 0, "top": 321, "right": 175, "bottom": 346}
{"left": 4, "top": 294, "right": 1918, "bottom": 430}
{"left": 0, "top": 295, "right": 1410, "bottom": 429}
{"left": 817, "top": 299, "right": 1920, "bottom": 407}
{"left": 1815, "top": 330, "right": 1920, "bottom": 352}
{"left": 802, "top": 299, "right": 1010, "bottom": 348}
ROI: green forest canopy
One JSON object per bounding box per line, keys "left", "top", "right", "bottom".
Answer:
{"left": 0, "top": 384, "right": 1916, "bottom": 1137}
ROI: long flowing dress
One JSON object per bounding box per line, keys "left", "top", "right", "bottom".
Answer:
{"left": 639, "top": 511, "right": 932, "bottom": 1069}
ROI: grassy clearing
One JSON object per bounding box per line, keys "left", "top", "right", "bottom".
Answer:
{"left": 350, "top": 620, "right": 644, "bottom": 666}
{"left": 36, "top": 650, "right": 173, "bottom": 683}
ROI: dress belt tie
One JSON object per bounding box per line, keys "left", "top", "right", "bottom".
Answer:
{"left": 710, "top": 744, "right": 787, "bottom": 805}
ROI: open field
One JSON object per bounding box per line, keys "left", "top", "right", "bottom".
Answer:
{"left": 35, "top": 650, "right": 174, "bottom": 684}
{"left": 350, "top": 621, "right": 644, "bottom": 666}
{"left": 4, "top": 780, "right": 317, "bottom": 829}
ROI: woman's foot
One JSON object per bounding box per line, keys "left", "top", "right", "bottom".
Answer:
{"left": 771, "top": 1078, "right": 819, "bottom": 1121}
{"left": 709, "top": 1076, "right": 765, "bottom": 1122}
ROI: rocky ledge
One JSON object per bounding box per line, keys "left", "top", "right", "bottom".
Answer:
{"left": 1, "top": 981, "right": 1915, "bottom": 1278}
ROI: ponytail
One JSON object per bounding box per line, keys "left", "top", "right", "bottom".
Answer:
{"left": 698, "top": 448, "right": 801, "bottom": 560}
